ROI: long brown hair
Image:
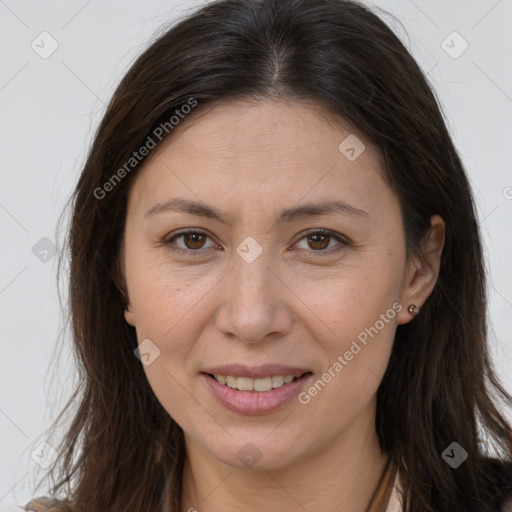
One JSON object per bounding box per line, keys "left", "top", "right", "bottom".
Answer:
{"left": 25, "top": 0, "right": 512, "bottom": 510}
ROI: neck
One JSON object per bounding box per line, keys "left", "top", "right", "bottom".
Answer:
{"left": 180, "top": 400, "right": 389, "bottom": 512}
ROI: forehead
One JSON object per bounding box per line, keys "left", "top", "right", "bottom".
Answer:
{"left": 148, "top": 98, "right": 381, "bottom": 166}
{"left": 127, "top": 98, "right": 391, "bottom": 220}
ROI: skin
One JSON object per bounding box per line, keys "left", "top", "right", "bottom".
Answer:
{"left": 121, "top": 98, "right": 445, "bottom": 512}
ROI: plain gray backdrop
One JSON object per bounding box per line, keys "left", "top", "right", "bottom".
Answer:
{"left": 1, "top": 0, "right": 511, "bottom": 510}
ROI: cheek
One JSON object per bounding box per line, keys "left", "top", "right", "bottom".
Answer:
{"left": 291, "top": 250, "right": 402, "bottom": 400}
{"left": 128, "top": 264, "right": 215, "bottom": 427}
{"left": 291, "top": 251, "right": 404, "bottom": 340}
{"left": 298, "top": 298, "right": 398, "bottom": 419}
{"left": 127, "top": 251, "right": 218, "bottom": 338}
{"left": 125, "top": 258, "right": 214, "bottom": 395}
{"left": 142, "top": 361, "right": 214, "bottom": 438}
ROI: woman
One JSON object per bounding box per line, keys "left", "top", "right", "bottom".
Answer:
{"left": 24, "top": 0, "right": 512, "bottom": 510}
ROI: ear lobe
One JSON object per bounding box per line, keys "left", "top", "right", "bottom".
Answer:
{"left": 397, "top": 215, "right": 445, "bottom": 325}
{"left": 124, "top": 305, "right": 136, "bottom": 326}
{"left": 114, "top": 241, "right": 135, "bottom": 325}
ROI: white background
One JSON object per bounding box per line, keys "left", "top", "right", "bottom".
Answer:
{"left": 1, "top": 0, "right": 511, "bottom": 509}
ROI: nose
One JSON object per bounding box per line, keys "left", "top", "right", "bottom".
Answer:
{"left": 214, "top": 244, "right": 293, "bottom": 344}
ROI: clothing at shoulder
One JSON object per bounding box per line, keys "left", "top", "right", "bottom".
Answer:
{"left": 384, "top": 469, "right": 402, "bottom": 512}
{"left": 23, "top": 496, "right": 75, "bottom": 512}
{"left": 384, "top": 470, "right": 512, "bottom": 512}
{"left": 502, "top": 496, "right": 512, "bottom": 512}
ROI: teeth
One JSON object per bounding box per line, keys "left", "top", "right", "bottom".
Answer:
{"left": 272, "top": 375, "right": 284, "bottom": 388}
{"left": 213, "top": 374, "right": 299, "bottom": 392}
{"left": 237, "top": 377, "right": 253, "bottom": 391}
{"left": 254, "top": 377, "right": 272, "bottom": 391}
{"left": 226, "top": 375, "right": 237, "bottom": 388}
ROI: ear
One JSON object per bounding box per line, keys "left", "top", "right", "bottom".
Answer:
{"left": 124, "top": 305, "right": 136, "bottom": 327}
{"left": 397, "top": 214, "right": 445, "bottom": 325}
{"left": 113, "top": 238, "right": 136, "bottom": 327}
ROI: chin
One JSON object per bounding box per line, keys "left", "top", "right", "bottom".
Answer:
{"left": 199, "top": 432, "right": 308, "bottom": 471}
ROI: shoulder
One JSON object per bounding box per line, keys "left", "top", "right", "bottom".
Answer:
{"left": 390, "top": 459, "right": 512, "bottom": 512}
{"left": 23, "top": 496, "right": 75, "bottom": 512}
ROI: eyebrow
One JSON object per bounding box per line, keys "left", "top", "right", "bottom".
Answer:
{"left": 144, "top": 197, "right": 368, "bottom": 225}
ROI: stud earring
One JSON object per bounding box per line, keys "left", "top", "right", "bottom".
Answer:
{"left": 408, "top": 304, "right": 419, "bottom": 316}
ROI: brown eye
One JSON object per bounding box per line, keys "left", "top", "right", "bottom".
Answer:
{"left": 182, "top": 232, "right": 207, "bottom": 250}
{"left": 164, "top": 229, "right": 217, "bottom": 255}
{"left": 164, "top": 228, "right": 347, "bottom": 257}
{"left": 307, "top": 233, "right": 331, "bottom": 250}
{"left": 294, "top": 230, "right": 347, "bottom": 253}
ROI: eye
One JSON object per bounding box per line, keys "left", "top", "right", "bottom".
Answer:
{"left": 163, "top": 229, "right": 219, "bottom": 255}
{"left": 163, "top": 228, "right": 347, "bottom": 256}
{"left": 293, "top": 229, "right": 347, "bottom": 254}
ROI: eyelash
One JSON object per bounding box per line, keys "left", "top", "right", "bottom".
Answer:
{"left": 162, "top": 228, "right": 349, "bottom": 257}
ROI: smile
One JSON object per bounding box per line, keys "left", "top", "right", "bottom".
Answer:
{"left": 201, "top": 371, "right": 314, "bottom": 415}
{"left": 210, "top": 374, "right": 304, "bottom": 392}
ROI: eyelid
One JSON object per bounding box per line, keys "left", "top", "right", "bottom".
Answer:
{"left": 292, "top": 228, "right": 349, "bottom": 253}
{"left": 163, "top": 228, "right": 349, "bottom": 255}
{"left": 163, "top": 228, "right": 219, "bottom": 255}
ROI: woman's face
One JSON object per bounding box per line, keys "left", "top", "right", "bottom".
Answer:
{"left": 122, "top": 99, "right": 437, "bottom": 470}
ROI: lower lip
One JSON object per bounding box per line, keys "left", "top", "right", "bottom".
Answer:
{"left": 202, "top": 372, "right": 313, "bottom": 415}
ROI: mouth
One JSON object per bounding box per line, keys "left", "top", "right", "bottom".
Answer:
{"left": 205, "top": 372, "right": 310, "bottom": 392}
{"left": 200, "top": 369, "right": 314, "bottom": 415}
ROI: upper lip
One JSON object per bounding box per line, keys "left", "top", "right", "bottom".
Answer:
{"left": 202, "top": 364, "right": 311, "bottom": 379}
